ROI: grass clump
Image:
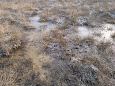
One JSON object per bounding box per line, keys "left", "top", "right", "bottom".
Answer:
{"left": 0, "top": 25, "right": 22, "bottom": 57}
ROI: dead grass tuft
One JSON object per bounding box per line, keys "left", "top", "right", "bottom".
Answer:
{"left": 0, "top": 24, "right": 22, "bottom": 57}
{"left": 43, "top": 29, "right": 66, "bottom": 48}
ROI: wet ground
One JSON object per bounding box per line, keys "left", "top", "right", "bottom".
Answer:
{"left": 1, "top": 0, "right": 115, "bottom": 86}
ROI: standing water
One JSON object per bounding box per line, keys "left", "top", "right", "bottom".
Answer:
{"left": 29, "top": 16, "right": 57, "bottom": 31}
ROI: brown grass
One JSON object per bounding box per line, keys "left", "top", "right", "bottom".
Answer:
{"left": 43, "top": 29, "right": 66, "bottom": 48}
{"left": 0, "top": 0, "right": 115, "bottom": 86}
{"left": 0, "top": 24, "right": 22, "bottom": 57}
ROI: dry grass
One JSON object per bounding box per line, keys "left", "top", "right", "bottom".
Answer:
{"left": 42, "top": 29, "right": 66, "bottom": 48}
{"left": 96, "top": 42, "right": 112, "bottom": 55}
{"left": 25, "top": 46, "right": 53, "bottom": 85}
{"left": 28, "top": 29, "right": 113, "bottom": 86}
{"left": 0, "top": 24, "right": 22, "bottom": 57}
{"left": 0, "top": 0, "right": 115, "bottom": 86}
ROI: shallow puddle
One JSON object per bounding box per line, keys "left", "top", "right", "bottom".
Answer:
{"left": 78, "top": 24, "right": 115, "bottom": 42}
{"left": 29, "top": 16, "right": 57, "bottom": 31}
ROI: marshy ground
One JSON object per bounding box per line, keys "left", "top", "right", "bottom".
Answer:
{"left": 0, "top": 0, "right": 115, "bottom": 86}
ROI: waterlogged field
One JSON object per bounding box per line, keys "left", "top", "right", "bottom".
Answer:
{"left": 0, "top": 0, "right": 115, "bottom": 86}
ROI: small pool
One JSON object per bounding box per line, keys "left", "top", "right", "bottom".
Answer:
{"left": 29, "top": 16, "right": 57, "bottom": 31}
